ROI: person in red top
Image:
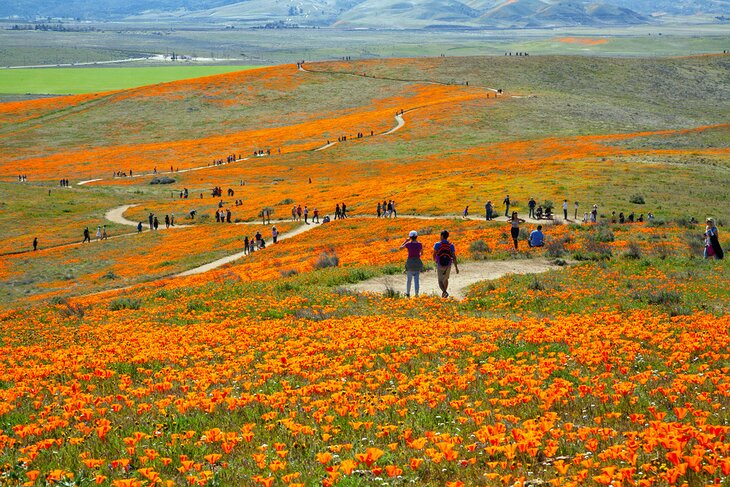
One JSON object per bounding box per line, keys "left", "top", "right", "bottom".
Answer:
{"left": 400, "top": 230, "right": 424, "bottom": 297}
{"left": 433, "top": 230, "right": 459, "bottom": 298}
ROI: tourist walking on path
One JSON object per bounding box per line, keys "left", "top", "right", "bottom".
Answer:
{"left": 463, "top": 206, "right": 469, "bottom": 219}
{"left": 96, "top": 226, "right": 102, "bottom": 240}
{"left": 244, "top": 236, "right": 249, "bottom": 255}
{"left": 590, "top": 205, "right": 598, "bottom": 223}
{"left": 400, "top": 230, "right": 424, "bottom": 297}
{"left": 149, "top": 213, "right": 154, "bottom": 230}
{"left": 528, "top": 197, "right": 536, "bottom": 219}
{"left": 485, "top": 200, "right": 493, "bottom": 221}
{"left": 83, "top": 227, "right": 91, "bottom": 243}
{"left": 574, "top": 201, "right": 579, "bottom": 220}
{"left": 508, "top": 212, "right": 526, "bottom": 249}
{"left": 137, "top": 222, "right": 143, "bottom": 233}
{"left": 272, "top": 226, "right": 279, "bottom": 244}
{"left": 32, "top": 237, "right": 38, "bottom": 251}
{"left": 563, "top": 199, "right": 569, "bottom": 220}
{"left": 503, "top": 195, "right": 511, "bottom": 217}
{"left": 313, "top": 207, "right": 319, "bottom": 223}
{"left": 433, "top": 230, "right": 459, "bottom": 298}
{"left": 704, "top": 218, "right": 724, "bottom": 259}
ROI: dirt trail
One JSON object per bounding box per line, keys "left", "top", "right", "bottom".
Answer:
{"left": 347, "top": 258, "right": 561, "bottom": 300}
{"left": 176, "top": 222, "right": 314, "bottom": 277}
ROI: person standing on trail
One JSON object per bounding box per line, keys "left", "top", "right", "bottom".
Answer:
{"left": 33, "top": 237, "right": 38, "bottom": 251}
{"left": 503, "top": 195, "right": 511, "bottom": 218}
{"left": 335, "top": 204, "right": 341, "bottom": 220}
{"left": 341, "top": 202, "right": 348, "bottom": 218}
{"left": 244, "top": 236, "right": 249, "bottom": 255}
{"left": 255, "top": 231, "right": 262, "bottom": 248}
{"left": 485, "top": 200, "right": 493, "bottom": 221}
{"left": 574, "top": 201, "right": 579, "bottom": 220}
{"left": 153, "top": 216, "right": 159, "bottom": 230}
{"left": 463, "top": 206, "right": 469, "bottom": 219}
{"left": 313, "top": 207, "right": 319, "bottom": 223}
{"left": 591, "top": 205, "right": 598, "bottom": 223}
{"left": 391, "top": 201, "right": 397, "bottom": 218}
{"left": 137, "top": 222, "right": 143, "bottom": 233}
{"left": 272, "top": 226, "right": 279, "bottom": 244}
{"left": 401, "top": 230, "right": 424, "bottom": 297}
{"left": 148, "top": 213, "right": 154, "bottom": 230}
{"left": 433, "top": 230, "right": 459, "bottom": 298}
{"left": 508, "top": 212, "right": 526, "bottom": 250}
{"left": 292, "top": 205, "right": 297, "bottom": 221}
{"left": 304, "top": 206, "right": 309, "bottom": 224}
{"left": 102, "top": 225, "right": 108, "bottom": 240}
{"left": 83, "top": 227, "right": 91, "bottom": 243}
{"left": 377, "top": 202, "right": 382, "bottom": 218}
{"left": 96, "top": 226, "right": 102, "bottom": 240}
{"left": 297, "top": 205, "right": 303, "bottom": 221}
{"left": 165, "top": 215, "right": 170, "bottom": 228}
{"left": 563, "top": 200, "right": 569, "bottom": 221}
{"left": 528, "top": 197, "right": 536, "bottom": 219}
{"left": 226, "top": 209, "right": 232, "bottom": 223}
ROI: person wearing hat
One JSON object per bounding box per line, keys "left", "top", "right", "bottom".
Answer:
{"left": 704, "top": 218, "right": 724, "bottom": 259}
{"left": 400, "top": 230, "right": 424, "bottom": 297}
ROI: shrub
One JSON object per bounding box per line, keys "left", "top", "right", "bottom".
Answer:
{"left": 384, "top": 286, "right": 402, "bottom": 299}
{"left": 103, "top": 270, "right": 119, "bottom": 280}
{"left": 590, "top": 221, "right": 615, "bottom": 243}
{"left": 674, "top": 216, "right": 697, "bottom": 228}
{"left": 58, "top": 302, "right": 86, "bottom": 319}
{"left": 546, "top": 236, "right": 570, "bottom": 258}
{"left": 314, "top": 251, "right": 340, "bottom": 269}
{"left": 622, "top": 241, "right": 642, "bottom": 260}
{"left": 469, "top": 239, "right": 491, "bottom": 260}
{"left": 631, "top": 289, "right": 682, "bottom": 305}
{"left": 629, "top": 194, "right": 645, "bottom": 204}
{"left": 278, "top": 198, "right": 294, "bottom": 205}
{"left": 541, "top": 200, "right": 554, "bottom": 211}
{"left": 150, "top": 176, "right": 175, "bottom": 185}
{"left": 186, "top": 299, "right": 211, "bottom": 313}
{"left": 279, "top": 269, "right": 299, "bottom": 278}
{"left": 528, "top": 277, "right": 545, "bottom": 291}
{"left": 417, "top": 227, "right": 433, "bottom": 236}
{"left": 109, "top": 297, "right": 141, "bottom": 311}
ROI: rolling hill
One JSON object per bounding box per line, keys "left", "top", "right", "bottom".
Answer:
{"left": 2, "top": 0, "right": 705, "bottom": 28}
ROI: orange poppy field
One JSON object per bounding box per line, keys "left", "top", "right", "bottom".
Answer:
{"left": 0, "top": 55, "right": 729, "bottom": 486}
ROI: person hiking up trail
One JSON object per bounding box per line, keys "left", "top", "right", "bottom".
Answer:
{"left": 433, "top": 230, "right": 459, "bottom": 298}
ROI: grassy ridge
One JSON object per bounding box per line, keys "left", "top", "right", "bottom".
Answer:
{"left": 0, "top": 65, "right": 257, "bottom": 94}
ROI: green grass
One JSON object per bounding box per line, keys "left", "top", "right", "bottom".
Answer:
{"left": 0, "top": 65, "right": 257, "bottom": 94}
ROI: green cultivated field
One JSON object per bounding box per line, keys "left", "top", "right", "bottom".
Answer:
{"left": 0, "top": 65, "right": 257, "bottom": 95}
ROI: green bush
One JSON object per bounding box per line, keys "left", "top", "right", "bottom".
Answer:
{"left": 629, "top": 194, "right": 645, "bottom": 204}
{"left": 314, "top": 251, "right": 340, "bottom": 269}
{"left": 109, "top": 297, "right": 141, "bottom": 311}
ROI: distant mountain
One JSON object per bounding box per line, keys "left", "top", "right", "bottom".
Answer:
{"left": 1, "top": 0, "right": 723, "bottom": 26}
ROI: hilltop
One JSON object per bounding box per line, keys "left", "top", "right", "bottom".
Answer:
{"left": 6, "top": 0, "right": 726, "bottom": 27}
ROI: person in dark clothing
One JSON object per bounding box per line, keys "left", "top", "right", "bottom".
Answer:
{"left": 33, "top": 237, "right": 38, "bottom": 251}
{"left": 83, "top": 227, "right": 91, "bottom": 243}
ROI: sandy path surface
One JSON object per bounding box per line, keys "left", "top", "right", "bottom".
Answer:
{"left": 346, "top": 258, "right": 561, "bottom": 300}
{"left": 175, "top": 221, "right": 314, "bottom": 277}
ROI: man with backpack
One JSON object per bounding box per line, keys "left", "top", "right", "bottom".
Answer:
{"left": 433, "top": 230, "right": 459, "bottom": 298}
